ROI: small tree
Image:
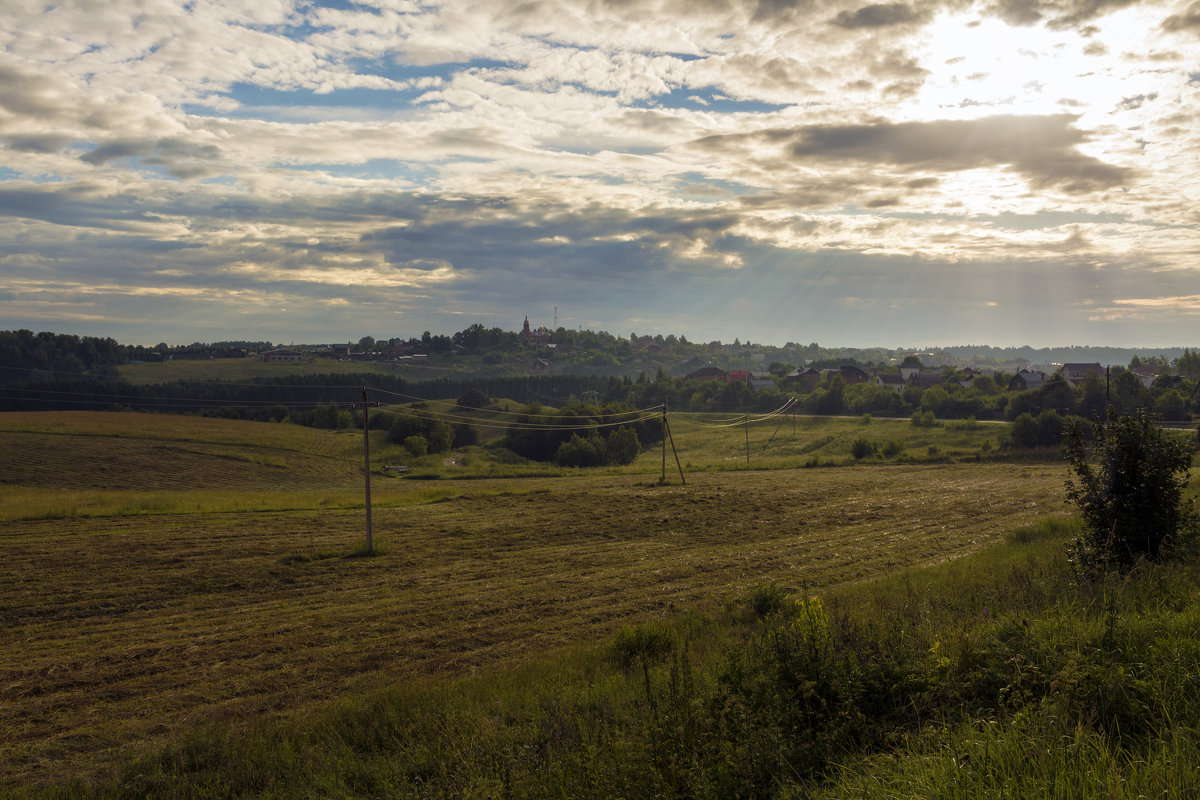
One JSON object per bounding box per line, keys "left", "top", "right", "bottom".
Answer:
{"left": 457, "top": 388, "right": 490, "bottom": 409}
{"left": 1064, "top": 409, "right": 1195, "bottom": 571}
{"left": 605, "top": 427, "right": 640, "bottom": 465}
{"left": 555, "top": 433, "right": 607, "bottom": 467}
{"left": 1010, "top": 412, "right": 1039, "bottom": 448}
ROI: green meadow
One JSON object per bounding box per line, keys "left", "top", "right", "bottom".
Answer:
{"left": 1, "top": 410, "right": 1197, "bottom": 798}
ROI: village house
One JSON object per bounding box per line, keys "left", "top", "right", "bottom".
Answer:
{"left": 686, "top": 366, "right": 727, "bottom": 382}
{"left": 1131, "top": 365, "right": 1159, "bottom": 388}
{"left": 875, "top": 373, "right": 907, "bottom": 394}
{"left": 907, "top": 372, "right": 944, "bottom": 390}
{"left": 1059, "top": 362, "right": 1104, "bottom": 386}
{"left": 747, "top": 372, "right": 776, "bottom": 391}
{"left": 1008, "top": 369, "right": 1048, "bottom": 392}
{"left": 784, "top": 367, "right": 822, "bottom": 391}
{"left": 261, "top": 349, "right": 303, "bottom": 362}
{"left": 837, "top": 365, "right": 871, "bottom": 384}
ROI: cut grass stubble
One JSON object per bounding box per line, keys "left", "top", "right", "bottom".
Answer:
{"left": 0, "top": 464, "right": 1065, "bottom": 787}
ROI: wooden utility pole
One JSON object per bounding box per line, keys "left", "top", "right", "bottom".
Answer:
{"left": 1105, "top": 366, "right": 1111, "bottom": 423}
{"left": 744, "top": 414, "right": 750, "bottom": 466}
{"left": 362, "top": 387, "right": 373, "bottom": 555}
{"left": 661, "top": 402, "right": 667, "bottom": 483}
{"left": 665, "top": 417, "right": 686, "bottom": 485}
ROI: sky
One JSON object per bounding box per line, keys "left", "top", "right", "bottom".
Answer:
{"left": 1, "top": 0, "right": 1199, "bottom": 348}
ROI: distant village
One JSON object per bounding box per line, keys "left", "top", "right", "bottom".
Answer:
{"left": 142, "top": 315, "right": 1193, "bottom": 398}
{"left": 7, "top": 325, "right": 1196, "bottom": 422}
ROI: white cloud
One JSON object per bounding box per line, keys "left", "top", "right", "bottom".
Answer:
{"left": 0, "top": 0, "right": 1198, "bottom": 345}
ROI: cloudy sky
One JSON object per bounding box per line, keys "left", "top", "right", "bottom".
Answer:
{"left": 2, "top": 0, "right": 1199, "bottom": 348}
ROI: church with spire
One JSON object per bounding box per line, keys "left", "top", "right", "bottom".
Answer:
{"left": 520, "top": 315, "right": 552, "bottom": 345}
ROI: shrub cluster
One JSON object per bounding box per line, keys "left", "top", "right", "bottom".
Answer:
{"left": 503, "top": 402, "right": 655, "bottom": 466}
{"left": 386, "top": 404, "right": 476, "bottom": 456}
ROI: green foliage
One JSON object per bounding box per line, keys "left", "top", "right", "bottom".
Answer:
{"left": 920, "top": 385, "right": 950, "bottom": 415}
{"left": 506, "top": 403, "right": 657, "bottom": 466}
{"left": 910, "top": 410, "right": 938, "bottom": 428}
{"left": 1011, "top": 412, "right": 1039, "bottom": 448}
{"left": 1076, "top": 372, "right": 1107, "bottom": 421}
{"left": 1064, "top": 409, "right": 1196, "bottom": 571}
{"left": 611, "top": 622, "right": 675, "bottom": 667}
{"left": 750, "top": 582, "right": 788, "bottom": 617}
{"left": 456, "top": 388, "right": 490, "bottom": 408}
{"left": 1036, "top": 409, "right": 1065, "bottom": 446}
{"left": 554, "top": 432, "right": 607, "bottom": 467}
{"left": 1177, "top": 348, "right": 1200, "bottom": 381}
{"left": 881, "top": 439, "right": 904, "bottom": 457}
{"left": 605, "top": 426, "right": 641, "bottom": 465}
{"left": 971, "top": 374, "right": 999, "bottom": 395}
{"left": 388, "top": 409, "right": 459, "bottom": 454}
{"left": 850, "top": 436, "right": 877, "bottom": 460}
{"left": 1155, "top": 389, "right": 1187, "bottom": 421}
{"left": 848, "top": 384, "right": 909, "bottom": 417}
{"left": 1039, "top": 375, "right": 1076, "bottom": 415}
{"left": 1005, "top": 389, "right": 1039, "bottom": 420}
{"left": 451, "top": 422, "right": 478, "bottom": 448}
{"left": 402, "top": 435, "right": 428, "bottom": 457}
{"left": 1111, "top": 370, "right": 1148, "bottom": 416}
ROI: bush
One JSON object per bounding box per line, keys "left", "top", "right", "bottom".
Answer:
{"left": 451, "top": 423, "right": 478, "bottom": 448}
{"left": 388, "top": 411, "right": 453, "bottom": 452}
{"left": 1011, "top": 412, "right": 1039, "bottom": 448}
{"left": 402, "top": 435, "right": 428, "bottom": 457}
{"left": 1064, "top": 409, "right": 1195, "bottom": 571}
{"left": 1036, "top": 410, "right": 1065, "bottom": 446}
{"left": 457, "top": 388, "right": 490, "bottom": 409}
{"left": 554, "top": 433, "right": 607, "bottom": 467}
{"left": 611, "top": 623, "right": 674, "bottom": 667}
{"left": 750, "top": 582, "right": 788, "bottom": 617}
{"left": 881, "top": 439, "right": 904, "bottom": 457}
{"left": 910, "top": 410, "right": 937, "bottom": 428}
{"left": 850, "top": 436, "right": 876, "bottom": 460}
{"left": 605, "top": 427, "right": 640, "bottom": 465}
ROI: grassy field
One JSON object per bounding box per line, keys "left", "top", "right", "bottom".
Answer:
{"left": 117, "top": 358, "right": 450, "bottom": 384}
{"left": 0, "top": 410, "right": 1071, "bottom": 791}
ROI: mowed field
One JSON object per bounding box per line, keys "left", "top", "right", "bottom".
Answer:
{"left": 117, "top": 356, "right": 448, "bottom": 384}
{"left": 0, "top": 412, "right": 1067, "bottom": 788}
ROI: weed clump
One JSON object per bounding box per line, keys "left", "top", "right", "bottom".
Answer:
{"left": 850, "top": 437, "right": 877, "bottom": 460}
{"left": 749, "top": 582, "right": 788, "bottom": 617}
{"left": 612, "top": 622, "right": 674, "bottom": 668}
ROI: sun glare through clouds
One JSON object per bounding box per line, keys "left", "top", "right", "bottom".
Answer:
{"left": 913, "top": 10, "right": 1161, "bottom": 122}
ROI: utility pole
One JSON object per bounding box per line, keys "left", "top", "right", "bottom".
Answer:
{"left": 362, "top": 387, "right": 373, "bottom": 555}
{"left": 744, "top": 413, "right": 750, "bottom": 466}
{"left": 661, "top": 400, "right": 667, "bottom": 483}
